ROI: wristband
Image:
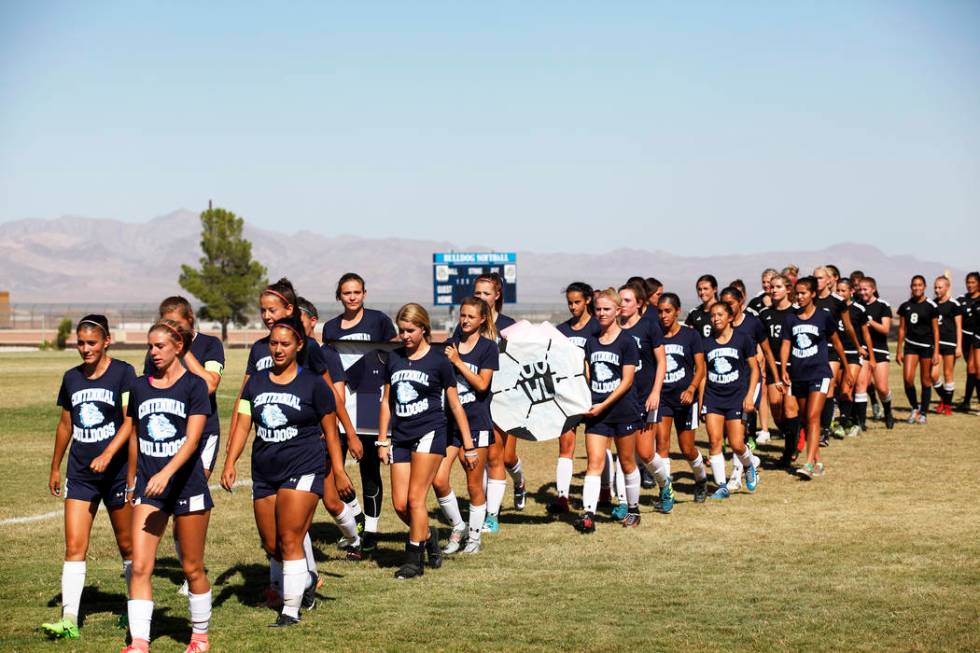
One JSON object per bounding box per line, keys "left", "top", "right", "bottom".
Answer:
{"left": 375, "top": 440, "right": 390, "bottom": 447}
{"left": 464, "top": 451, "right": 478, "bottom": 459}
{"left": 125, "top": 486, "right": 136, "bottom": 493}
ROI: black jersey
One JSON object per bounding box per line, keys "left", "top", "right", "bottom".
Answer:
{"left": 934, "top": 298, "right": 962, "bottom": 348}
{"left": 747, "top": 292, "right": 769, "bottom": 315}
{"left": 685, "top": 305, "right": 714, "bottom": 340}
{"left": 760, "top": 304, "right": 795, "bottom": 360}
{"left": 814, "top": 293, "right": 847, "bottom": 321}
{"left": 861, "top": 298, "right": 893, "bottom": 359}
{"left": 898, "top": 298, "right": 938, "bottom": 348}
{"left": 838, "top": 302, "right": 869, "bottom": 355}
{"left": 957, "top": 293, "right": 979, "bottom": 338}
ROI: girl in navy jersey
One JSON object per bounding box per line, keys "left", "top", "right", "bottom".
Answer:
{"left": 812, "top": 266, "right": 861, "bottom": 444}
{"left": 144, "top": 297, "right": 225, "bottom": 597}
{"left": 643, "top": 294, "right": 708, "bottom": 505}
{"left": 619, "top": 281, "right": 667, "bottom": 511}
{"left": 685, "top": 274, "right": 718, "bottom": 340}
{"left": 931, "top": 276, "right": 962, "bottom": 415}
{"left": 123, "top": 320, "right": 212, "bottom": 653}
{"left": 780, "top": 277, "right": 851, "bottom": 480}
{"left": 897, "top": 275, "right": 941, "bottom": 424}
{"left": 956, "top": 272, "right": 980, "bottom": 412}
{"left": 858, "top": 277, "right": 895, "bottom": 428}
{"left": 221, "top": 315, "right": 352, "bottom": 626}
{"left": 321, "top": 274, "right": 395, "bottom": 552}
{"left": 760, "top": 275, "right": 803, "bottom": 465}
{"left": 548, "top": 282, "right": 599, "bottom": 514}
{"left": 433, "top": 296, "right": 499, "bottom": 555}
{"left": 376, "top": 304, "right": 475, "bottom": 579}
{"left": 575, "top": 289, "right": 642, "bottom": 533}
{"left": 836, "top": 280, "right": 875, "bottom": 436}
{"left": 702, "top": 302, "right": 760, "bottom": 499}
{"left": 42, "top": 316, "right": 136, "bottom": 641}
{"left": 469, "top": 273, "right": 523, "bottom": 532}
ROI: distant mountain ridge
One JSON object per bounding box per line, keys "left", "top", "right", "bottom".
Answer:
{"left": 0, "top": 210, "right": 969, "bottom": 306}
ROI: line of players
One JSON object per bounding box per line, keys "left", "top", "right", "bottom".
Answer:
{"left": 41, "top": 268, "right": 980, "bottom": 650}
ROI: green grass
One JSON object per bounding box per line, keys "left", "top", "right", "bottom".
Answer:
{"left": 1, "top": 349, "right": 978, "bottom": 652}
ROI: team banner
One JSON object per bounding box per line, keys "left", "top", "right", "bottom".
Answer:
{"left": 327, "top": 340, "right": 401, "bottom": 436}
{"left": 490, "top": 321, "right": 591, "bottom": 442}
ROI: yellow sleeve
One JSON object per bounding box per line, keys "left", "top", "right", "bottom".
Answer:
{"left": 204, "top": 361, "right": 224, "bottom": 375}
{"left": 237, "top": 399, "right": 252, "bottom": 416}
{"left": 121, "top": 391, "right": 130, "bottom": 409}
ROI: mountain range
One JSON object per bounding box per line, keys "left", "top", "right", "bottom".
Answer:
{"left": 0, "top": 209, "right": 970, "bottom": 308}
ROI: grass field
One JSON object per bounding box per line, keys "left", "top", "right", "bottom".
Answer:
{"left": 1, "top": 349, "right": 978, "bottom": 652}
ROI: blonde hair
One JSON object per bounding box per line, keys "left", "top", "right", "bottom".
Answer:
{"left": 460, "top": 296, "right": 497, "bottom": 341}
{"left": 594, "top": 287, "right": 622, "bottom": 306}
{"left": 395, "top": 303, "right": 431, "bottom": 340}
{"left": 149, "top": 318, "right": 192, "bottom": 353}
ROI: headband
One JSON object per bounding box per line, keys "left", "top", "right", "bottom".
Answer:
{"left": 78, "top": 319, "right": 107, "bottom": 335}
{"left": 272, "top": 321, "right": 305, "bottom": 342}
{"left": 153, "top": 321, "right": 184, "bottom": 343}
{"left": 298, "top": 305, "right": 317, "bottom": 319}
{"left": 262, "top": 289, "right": 291, "bottom": 305}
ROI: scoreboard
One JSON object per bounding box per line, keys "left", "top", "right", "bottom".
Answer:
{"left": 432, "top": 252, "right": 517, "bottom": 307}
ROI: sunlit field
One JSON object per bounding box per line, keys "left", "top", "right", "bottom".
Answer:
{"left": 1, "top": 349, "right": 978, "bottom": 652}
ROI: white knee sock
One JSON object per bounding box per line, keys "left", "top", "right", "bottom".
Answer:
{"left": 345, "top": 496, "right": 363, "bottom": 517}
{"left": 438, "top": 491, "right": 465, "bottom": 529}
{"left": 122, "top": 559, "right": 132, "bottom": 598}
{"left": 268, "top": 556, "right": 283, "bottom": 595}
{"left": 689, "top": 453, "right": 707, "bottom": 482}
{"left": 506, "top": 459, "right": 525, "bottom": 488}
{"left": 651, "top": 453, "right": 671, "bottom": 486}
{"left": 60, "top": 560, "right": 86, "bottom": 623}
{"left": 709, "top": 453, "right": 726, "bottom": 486}
{"left": 614, "top": 458, "right": 627, "bottom": 503}
{"left": 303, "top": 532, "right": 317, "bottom": 579}
{"left": 281, "top": 559, "right": 306, "bottom": 619}
{"left": 335, "top": 504, "right": 360, "bottom": 543}
{"left": 737, "top": 448, "right": 755, "bottom": 470}
{"left": 188, "top": 590, "right": 211, "bottom": 634}
{"left": 486, "top": 478, "right": 507, "bottom": 516}
{"left": 127, "top": 598, "right": 153, "bottom": 642}
{"left": 582, "top": 474, "right": 601, "bottom": 513}
{"left": 364, "top": 515, "right": 379, "bottom": 533}
{"left": 624, "top": 469, "right": 641, "bottom": 508}
{"left": 601, "top": 450, "right": 614, "bottom": 490}
{"left": 555, "top": 457, "right": 573, "bottom": 498}
{"left": 468, "top": 503, "right": 486, "bottom": 542}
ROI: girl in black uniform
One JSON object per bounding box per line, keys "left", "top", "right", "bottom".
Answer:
{"left": 857, "top": 277, "right": 895, "bottom": 428}
{"left": 931, "top": 276, "right": 962, "bottom": 415}
{"left": 760, "top": 276, "right": 803, "bottom": 465}
{"left": 221, "top": 315, "right": 352, "bottom": 627}
{"left": 812, "top": 266, "right": 860, "bottom": 443}
{"left": 42, "top": 316, "right": 136, "bottom": 641}
{"left": 376, "top": 304, "right": 475, "bottom": 579}
{"left": 836, "top": 280, "right": 875, "bottom": 435}
{"left": 956, "top": 272, "right": 980, "bottom": 411}
{"left": 549, "top": 282, "right": 599, "bottom": 514}
{"left": 685, "top": 274, "right": 718, "bottom": 340}
{"left": 897, "top": 275, "right": 940, "bottom": 424}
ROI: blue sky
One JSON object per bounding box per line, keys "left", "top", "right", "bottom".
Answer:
{"left": 1, "top": 1, "right": 978, "bottom": 265}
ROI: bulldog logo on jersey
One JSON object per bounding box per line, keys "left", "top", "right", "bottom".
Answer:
{"left": 147, "top": 414, "right": 177, "bottom": 441}
{"left": 713, "top": 357, "right": 733, "bottom": 374}
{"left": 78, "top": 402, "right": 105, "bottom": 428}
{"left": 593, "top": 362, "right": 614, "bottom": 382}
{"left": 796, "top": 333, "right": 813, "bottom": 350}
{"left": 261, "top": 404, "right": 289, "bottom": 429}
{"left": 396, "top": 381, "right": 419, "bottom": 404}
{"left": 666, "top": 356, "right": 679, "bottom": 373}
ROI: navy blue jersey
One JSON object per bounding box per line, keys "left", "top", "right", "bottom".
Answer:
{"left": 703, "top": 331, "right": 756, "bottom": 400}
{"left": 782, "top": 309, "right": 838, "bottom": 381}
{"left": 641, "top": 306, "right": 660, "bottom": 325}
{"left": 322, "top": 308, "right": 396, "bottom": 344}
{"left": 621, "top": 317, "right": 664, "bottom": 401}
{"left": 247, "top": 335, "right": 329, "bottom": 376}
{"left": 320, "top": 344, "right": 347, "bottom": 383}
{"left": 585, "top": 330, "right": 642, "bottom": 423}
{"left": 685, "top": 305, "right": 714, "bottom": 340}
{"left": 241, "top": 368, "right": 334, "bottom": 477}
{"left": 661, "top": 325, "right": 703, "bottom": 400}
{"left": 57, "top": 359, "right": 137, "bottom": 478}
{"left": 861, "top": 298, "right": 893, "bottom": 356}
{"left": 733, "top": 312, "right": 767, "bottom": 349}
{"left": 760, "top": 305, "right": 795, "bottom": 360}
{"left": 385, "top": 346, "right": 456, "bottom": 441}
{"left": 935, "top": 299, "right": 962, "bottom": 347}
{"left": 898, "top": 299, "right": 938, "bottom": 347}
{"left": 144, "top": 333, "right": 224, "bottom": 435}
{"left": 556, "top": 316, "right": 600, "bottom": 350}
{"left": 131, "top": 371, "right": 211, "bottom": 484}
{"left": 838, "top": 302, "right": 869, "bottom": 354}
{"left": 446, "top": 336, "right": 499, "bottom": 432}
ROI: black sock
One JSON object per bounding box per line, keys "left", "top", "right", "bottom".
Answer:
{"left": 883, "top": 394, "right": 893, "bottom": 417}
{"left": 933, "top": 381, "right": 947, "bottom": 405}
{"left": 904, "top": 383, "right": 918, "bottom": 410}
{"left": 921, "top": 386, "right": 932, "bottom": 413}
{"left": 855, "top": 398, "right": 867, "bottom": 428}
{"left": 821, "top": 397, "right": 835, "bottom": 429}
{"left": 838, "top": 397, "right": 852, "bottom": 427}
{"left": 973, "top": 374, "right": 980, "bottom": 404}
{"left": 782, "top": 416, "right": 801, "bottom": 459}
{"left": 962, "top": 376, "right": 975, "bottom": 405}
{"left": 747, "top": 412, "right": 758, "bottom": 438}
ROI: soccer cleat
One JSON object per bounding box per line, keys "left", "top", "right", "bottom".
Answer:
{"left": 726, "top": 474, "right": 742, "bottom": 493}
{"left": 812, "top": 462, "right": 826, "bottom": 477}
{"left": 301, "top": 580, "right": 317, "bottom": 611}
{"left": 846, "top": 424, "right": 861, "bottom": 438}
{"left": 745, "top": 463, "right": 758, "bottom": 492}
{"left": 756, "top": 430, "right": 771, "bottom": 445}
{"left": 710, "top": 486, "right": 730, "bottom": 500}
{"left": 610, "top": 503, "right": 628, "bottom": 521}
{"left": 916, "top": 412, "right": 927, "bottom": 425}
{"left": 442, "top": 525, "right": 466, "bottom": 555}
{"left": 514, "top": 481, "right": 527, "bottom": 511}
{"left": 797, "top": 463, "right": 815, "bottom": 480}
{"left": 461, "top": 539, "right": 482, "bottom": 554}
{"left": 659, "top": 479, "right": 675, "bottom": 513}
{"left": 269, "top": 613, "right": 300, "bottom": 628}
{"left": 573, "top": 511, "right": 596, "bottom": 533}
{"left": 885, "top": 412, "right": 895, "bottom": 429}
{"left": 481, "top": 513, "right": 500, "bottom": 534}
{"left": 693, "top": 479, "right": 708, "bottom": 503}
{"left": 954, "top": 401, "right": 971, "bottom": 413}
{"left": 41, "top": 618, "right": 80, "bottom": 640}
{"left": 622, "top": 510, "right": 641, "bottom": 528}
{"left": 360, "top": 531, "right": 379, "bottom": 553}
{"left": 395, "top": 544, "right": 425, "bottom": 580}
{"left": 640, "top": 466, "right": 656, "bottom": 489}
{"left": 907, "top": 409, "right": 919, "bottom": 425}
{"left": 394, "top": 562, "right": 423, "bottom": 580}
{"left": 344, "top": 542, "right": 363, "bottom": 562}
{"left": 546, "top": 496, "right": 570, "bottom": 515}
{"left": 183, "top": 640, "right": 210, "bottom": 653}
{"left": 178, "top": 579, "right": 189, "bottom": 596}
{"left": 424, "top": 527, "right": 443, "bottom": 569}
{"left": 746, "top": 436, "right": 757, "bottom": 451}
{"left": 819, "top": 428, "right": 831, "bottom": 448}
{"left": 934, "top": 401, "right": 945, "bottom": 415}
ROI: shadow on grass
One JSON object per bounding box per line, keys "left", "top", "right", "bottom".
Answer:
{"left": 46, "top": 585, "right": 127, "bottom": 627}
